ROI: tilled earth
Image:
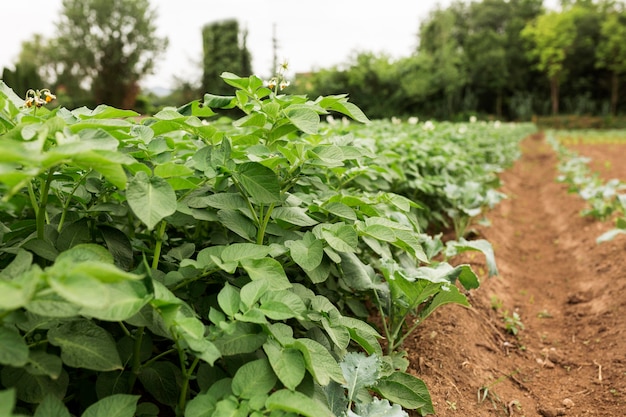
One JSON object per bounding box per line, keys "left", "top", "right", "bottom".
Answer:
{"left": 403, "top": 133, "right": 626, "bottom": 416}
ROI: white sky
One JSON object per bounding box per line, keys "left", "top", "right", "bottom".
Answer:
{"left": 0, "top": 1, "right": 558, "bottom": 90}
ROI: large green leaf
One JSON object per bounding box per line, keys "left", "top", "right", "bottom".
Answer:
{"left": 374, "top": 372, "right": 433, "bottom": 412}
{"left": 235, "top": 162, "right": 281, "bottom": 204}
{"left": 266, "top": 389, "right": 334, "bottom": 417}
{"left": 285, "top": 232, "right": 324, "bottom": 271}
{"left": 126, "top": 172, "right": 177, "bottom": 230}
{"left": 33, "top": 395, "right": 71, "bottom": 417}
{"left": 293, "top": 338, "right": 344, "bottom": 386}
{"left": 0, "top": 326, "right": 28, "bottom": 367}
{"left": 81, "top": 394, "right": 139, "bottom": 417}
{"left": 47, "top": 320, "right": 123, "bottom": 371}
{"left": 263, "top": 341, "right": 306, "bottom": 391}
{"left": 231, "top": 358, "right": 277, "bottom": 399}
{"left": 283, "top": 106, "right": 320, "bottom": 135}
{"left": 340, "top": 352, "right": 380, "bottom": 403}
{"left": 138, "top": 362, "right": 182, "bottom": 407}
{"left": 0, "top": 366, "right": 69, "bottom": 404}
{"left": 240, "top": 258, "right": 291, "bottom": 290}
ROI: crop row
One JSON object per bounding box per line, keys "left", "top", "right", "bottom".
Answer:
{"left": 548, "top": 131, "right": 626, "bottom": 243}
{"left": 0, "top": 76, "right": 533, "bottom": 417}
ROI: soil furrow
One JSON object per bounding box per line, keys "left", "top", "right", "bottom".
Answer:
{"left": 406, "top": 133, "right": 626, "bottom": 417}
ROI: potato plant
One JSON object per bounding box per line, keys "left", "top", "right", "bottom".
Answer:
{"left": 0, "top": 75, "right": 529, "bottom": 417}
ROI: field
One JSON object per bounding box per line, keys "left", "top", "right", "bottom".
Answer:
{"left": 408, "top": 132, "right": 626, "bottom": 416}
{"left": 1, "top": 78, "right": 626, "bottom": 417}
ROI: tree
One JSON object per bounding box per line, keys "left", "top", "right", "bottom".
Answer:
{"left": 521, "top": 9, "right": 578, "bottom": 114}
{"left": 201, "top": 19, "right": 253, "bottom": 96}
{"left": 465, "top": 0, "right": 511, "bottom": 117}
{"left": 596, "top": 11, "right": 626, "bottom": 115}
{"left": 418, "top": 4, "right": 468, "bottom": 118}
{"left": 52, "top": 0, "right": 168, "bottom": 108}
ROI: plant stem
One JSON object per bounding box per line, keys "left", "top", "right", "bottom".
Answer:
{"left": 372, "top": 290, "right": 392, "bottom": 355}
{"left": 57, "top": 170, "right": 91, "bottom": 232}
{"left": 152, "top": 221, "right": 167, "bottom": 270}
{"left": 256, "top": 202, "right": 275, "bottom": 245}
{"left": 36, "top": 170, "right": 54, "bottom": 240}
{"left": 178, "top": 356, "right": 200, "bottom": 415}
{"left": 127, "top": 326, "right": 145, "bottom": 392}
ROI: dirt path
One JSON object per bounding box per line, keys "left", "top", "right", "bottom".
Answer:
{"left": 404, "top": 134, "right": 626, "bottom": 417}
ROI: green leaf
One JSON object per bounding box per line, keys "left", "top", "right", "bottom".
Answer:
{"left": 341, "top": 352, "right": 380, "bottom": 403}
{"left": 419, "top": 284, "right": 469, "bottom": 321}
{"left": 235, "top": 162, "right": 281, "bottom": 204}
{"left": 338, "top": 252, "right": 378, "bottom": 291}
{"left": 354, "top": 397, "right": 408, "bottom": 417}
{"left": 34, "top": 394, "right": 71, "bottom": 417}
{"left": 217, "top": 283, "right": 240, "bottom": 317}
{"left": 375, "top": 372, "right": 433, "bottom": 412}
{"left": 217, "top": 209, "right": 256, "bottom": 241}
{"left": 259, "top": 290, "right": 306, "bottom": 320}
{"left": 285, "top": 232, "right": 324, "bottom": 271}
{"left": 263, "top": 342, "right": 306, "bottom": 390}
{"left": 212, "top": 322, "right": 266, "bottom": 356}
{"left": 266, "top": 389, "right": 334, "bottom": 417}
{"left": 138, "top": 362, "right": 182, "bottom": 407}
{"left": 184, "top": 391, "right": 217, "bottom": 417}
{"left": 221, "top": 243, "right": 271, "bottom": 263}
{"left": 448, "top": 238, "right": 498, "bottom": 277}
{"left": 0, "top": 366, "right": 69, "bottom": 404}
{"left": 271, "top": 207, "right": 318, "bottom": 227}
{"left": 293, "top": 338, "right": 345, "bottom": 386}
{"left": 232, "top": 358, "right": 277, "bottom": 399}
{"left": 203, "top": 93, "right": 236, "bottom": 109}
{"left": 319, "top": 223, "right": 358, "bottom": 253}
{"left": 81, "top": 394, "right": 139, "bottom": 417}
{"left": 239, "top": 279, "right": 269, "bottom": 309}
{"left": 323, "top": 202, "right": 357, "bottom": 221}
{"left": 98, "top": 226, "right": 134, "bottom": 270}
{"left": 340, "top": 317, "right": 382, "bottom": 356}
{"left": 54, "top": 243, "right": 113, "bottom": 264}
{"left": 241, "top": 258, "right": 291, "bottom": 290}
{"left": 26, "top": 350, "right": 63, "bottom": 379}
{"left": 82, "top": 104, "right": 139, "bottom": 119}
{"left": 47, "top": 320, "right": 123, "bottom": 371}
{"left": 79, "top": 280, "right": 151, "bottom": 321}
{"left": 0, "top": 327, "right": 28, "bottom": 367}
{"left": 284, "top": 107, "right": 320, "bottom": 135}
{"left": 177, "top": 99, "right": 216, "bottom": 117}
{"left": 126, "top": 171, "right": 177, "bottom": 230}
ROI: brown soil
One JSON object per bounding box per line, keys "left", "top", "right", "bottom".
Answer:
{"left": 403, "top": 133, "right": 626, "bottom": 417}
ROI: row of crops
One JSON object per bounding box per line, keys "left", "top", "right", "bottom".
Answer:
{"left": 548, "top": 130, "right": 626, "bottom": 243}
{"left": 0, "top": 75, "right": 535, "bottom": 417}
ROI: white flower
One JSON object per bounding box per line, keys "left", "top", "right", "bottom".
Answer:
{"left": 326, "top": 115, "right": 336, "bottom": 125}
{"left": 422, "top": 120, "right": 435, "bottom": 131}
{"left": 469, "top": 115, "right": 477, "bottom": 123}
{"left": 494, "top": 120, "right": 501, "bottom": 128}
{"left": 458, "top": 125, "right": 468, "bottom": 134}
{"left": 408, "top": 116, "right": 419, "bottom": 125}
{"left": 341, "top": 117, "right": 350, "bottom": 127}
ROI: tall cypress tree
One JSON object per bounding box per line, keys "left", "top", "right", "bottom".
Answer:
{"left": 201, "top": 19, "right": 253, "bottom": 95}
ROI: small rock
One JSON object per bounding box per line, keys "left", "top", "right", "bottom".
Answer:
{"left": 538, "top": 406, "right": 567, "bottom": 417}
{"left": 562, "top": 398, "right": 574, "bottom": 408}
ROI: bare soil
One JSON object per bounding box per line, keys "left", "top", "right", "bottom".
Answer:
{"left": 403, "top": 133, "right": 626, "bottom": 417}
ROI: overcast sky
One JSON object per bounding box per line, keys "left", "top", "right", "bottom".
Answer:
{"left": 1, "top": 1, "right": 558, "bottom": 90}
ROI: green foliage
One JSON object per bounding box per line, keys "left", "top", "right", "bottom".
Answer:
{"left": 51, "top": 0, "right": 168, "bottom": 108}
{"left": 0, "top": 72, "right": 533, "bottom": 415}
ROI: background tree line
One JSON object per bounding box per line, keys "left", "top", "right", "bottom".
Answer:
{"left": 294, "top": 0, "right": 626, "bottom": 121}
{"left": 2, "top": 0, "right": 626, "bottom": 121}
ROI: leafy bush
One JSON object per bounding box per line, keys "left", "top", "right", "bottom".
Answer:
{"left": 0, "top": 73, "right": 532, "bottom": 416}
